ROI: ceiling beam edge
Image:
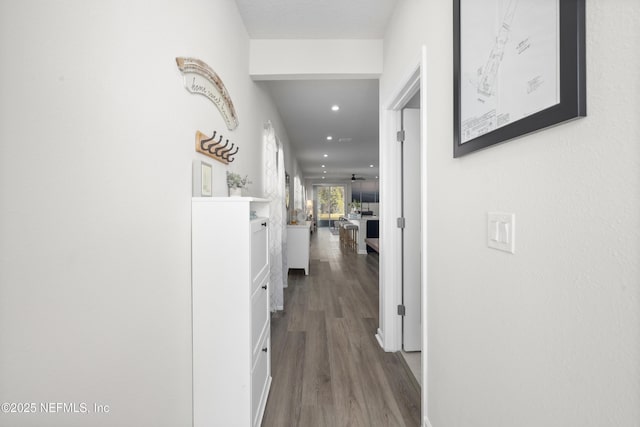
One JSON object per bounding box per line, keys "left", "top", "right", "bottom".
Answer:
{"left": 249, "top": 39, "right": 383, "bottom": 80}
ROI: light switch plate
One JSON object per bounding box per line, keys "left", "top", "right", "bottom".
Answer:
{"left": 487, "top": 212, "right": 515, "bottom": 253}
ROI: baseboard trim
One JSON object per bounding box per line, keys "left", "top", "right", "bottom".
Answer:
{"left": 397, "top": 352, "right": 421, "bottom": 392}
{"left": 375, "top": 328, "right": 384, "bottom": 349}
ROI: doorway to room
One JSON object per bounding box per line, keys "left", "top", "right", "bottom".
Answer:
{"left": 314, "top": 185, "right": 346, "bottom": 229}
{"left": 400, "top": 104, "right": 421, "bottom": 354}
{"left": 379, "top": 45, "right": 428, "bottom": 423}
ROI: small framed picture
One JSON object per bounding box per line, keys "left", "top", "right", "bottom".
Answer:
{"left": 200, "top": 161, "right": 212, "bottom": 196}
{"left": 193, "top": 160, "right": 212, "bottom": 197}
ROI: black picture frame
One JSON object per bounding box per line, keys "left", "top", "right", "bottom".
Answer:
{"left": 453, "top": 0, "right": 586, "bottom": 158}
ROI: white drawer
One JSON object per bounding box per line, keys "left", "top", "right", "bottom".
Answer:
{"left": 251, "top": 278, "right": 269, "bottom": 360}
{"left": 251, "top": 333, "right": 270, "bottom": 427}
{"left": 250, "top": 219, "right": 269, "bottom": 292}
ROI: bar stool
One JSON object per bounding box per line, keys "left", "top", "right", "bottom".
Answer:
{"left": 337, "top": 219, "right": 348, "bottom": 246}
{"left": 343, "top": 223, "right": 358, "bottom": 252}
{"left": 350, "top": 224, "right": 359, "bottom": 252}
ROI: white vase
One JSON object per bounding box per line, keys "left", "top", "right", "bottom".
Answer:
{"left": 229, "top": 187, "right": 242, "bottom": 197}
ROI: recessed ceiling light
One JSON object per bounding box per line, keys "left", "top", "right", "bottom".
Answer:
{"left": 331, "top": 105, "right": 340, "bottom": 111}
{"left": 321, "top": 165, "right": 325, "bottom": 168}
{"left": 376, "top": 176, "right": 378, "bottom": 179}
{"left": 323, "top": 154, "right": 328, "bottom": 158}
{"left": 323, "top": 171, "right": 327, "bottom": 174}
{"left": 322, "top": 176, "right": 325, "bottom": 179}
{"left": 369, "top": 164, "right": 374, "bottom": 168}
{"left": 326, "top": 136, "right": 333, "bottom": 141}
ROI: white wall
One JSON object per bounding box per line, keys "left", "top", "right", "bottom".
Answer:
{"left": 382, "top": 1, "right": 640, "bottom": 426}
{"left": 0, "top": 1, "right": 289, "bottom": 426}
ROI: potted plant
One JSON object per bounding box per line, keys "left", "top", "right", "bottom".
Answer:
{"left": 226, "top": 171, "right": 251, "bottom": 196}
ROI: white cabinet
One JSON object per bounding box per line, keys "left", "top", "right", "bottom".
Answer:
{"left": 192, "top": 197, "right": 271, "bottom": 427}
{"left": 287, "top": 222, "right": 311, "bottom": 275}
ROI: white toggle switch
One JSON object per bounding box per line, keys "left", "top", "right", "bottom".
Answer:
{"left": 499, "top": 222, "right": 509, "bottom": 243}
{"left": 490, "top": 220, "right": 500, "bottom": 241}
{"left": 488, "top": 212, "right": 515, "bottom": 253}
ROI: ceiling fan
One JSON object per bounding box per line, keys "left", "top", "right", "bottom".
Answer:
{"left": 351, "top": 174, "right": 366, "bottom": 181}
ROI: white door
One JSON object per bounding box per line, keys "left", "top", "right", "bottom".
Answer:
{"left": 402, "top": 107, "right": 421, "bottom": 352}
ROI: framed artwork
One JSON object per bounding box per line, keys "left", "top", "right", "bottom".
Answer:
{"left": 453, "top": 0, "right": 586, "bottom": 158}
{"left": 193, "top": 160, "right": 212, "bottom": 197}
{"left": 201, "top": 162, "right": 212, "bottom": 196}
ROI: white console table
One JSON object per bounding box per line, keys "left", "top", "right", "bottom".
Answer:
{"left": 287, "top": 222, "right": 311, "bottom": 275}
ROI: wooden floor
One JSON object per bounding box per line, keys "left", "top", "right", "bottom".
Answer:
{"left": 262, "top": 228, "right": 421, "bottom": 427}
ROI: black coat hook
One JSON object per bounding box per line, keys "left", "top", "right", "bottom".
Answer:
{"left": 219, "top": 142, "right": 235, "bottom": 157}
{"left": 214, "top": 139, "right": 230, "bottom": 156}
{"left": 200, "top": 131, "right": 218, "bottom": 151}
{"left": 200, "top": 130, "right": 222, "bottom": 154}
{"left": 206, "top": 136, "right": 225, "bottom": 155}
{"left": 217, "top": 143, "right": 235, "bottom": 162}
{"left": 221, "top": 145, "right": 239, "bottom": 161}
{"left": 201, "top": 131, "right": 216, "bottom": 143}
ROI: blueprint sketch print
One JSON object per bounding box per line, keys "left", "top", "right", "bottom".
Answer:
{"left": 460, "top": 0, "right": 560, "bottom": 144}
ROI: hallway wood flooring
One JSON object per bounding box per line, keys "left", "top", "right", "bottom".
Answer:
{"left": 262, "top": 228, "right": 421, "bottom": 427}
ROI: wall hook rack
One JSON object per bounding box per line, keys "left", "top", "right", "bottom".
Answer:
{"left": 195, "top": 130, "right": 239, "bottom": 164}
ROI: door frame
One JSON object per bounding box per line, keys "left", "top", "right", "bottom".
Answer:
{"left": 377, "top": 46, "right": 429, "bottom": 425}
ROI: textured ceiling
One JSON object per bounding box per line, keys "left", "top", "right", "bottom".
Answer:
{"left": 235, "top": 0, "right": 397, "bottom": 39}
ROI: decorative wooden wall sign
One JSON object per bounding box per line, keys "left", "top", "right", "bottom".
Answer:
{"left": 176, "top": 57, "right": 239, "bottom": 131}
{"left": 195, "top": 130, "right": 239, "bottom": 165}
